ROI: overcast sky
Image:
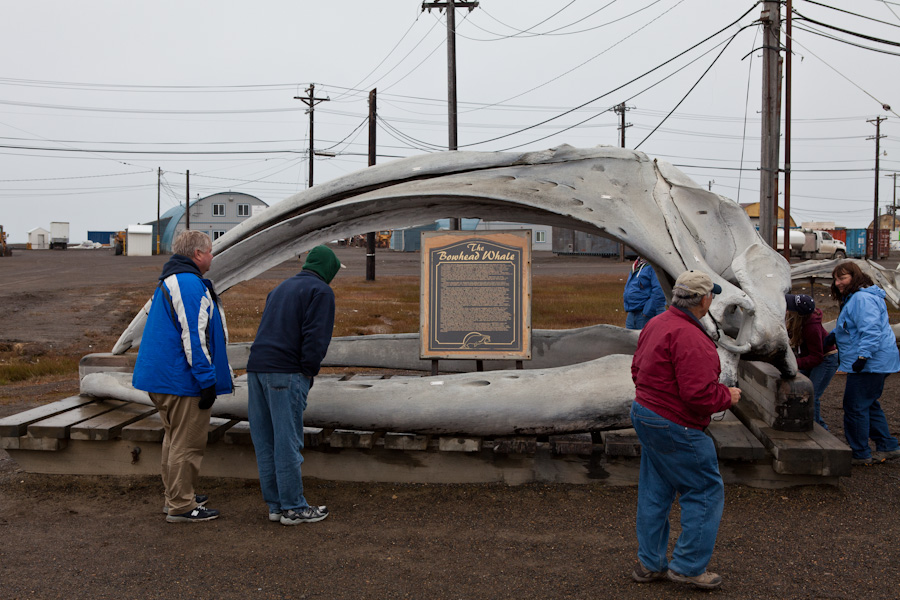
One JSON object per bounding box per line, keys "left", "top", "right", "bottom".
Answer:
{"left": 2, "top": 0, "right": 900, "bottom": 243}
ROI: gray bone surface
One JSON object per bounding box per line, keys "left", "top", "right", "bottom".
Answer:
{"left": 81, "top": 354, "right": 636, "bottom": 435}
{"left": 102, "top": 146, "right": 796, "bottom": 435}
{"left": 223, "top": 325, "right": 639, "bottom": 372}
{"left": 111, "top": 145, "right": 795, "bottom": 383}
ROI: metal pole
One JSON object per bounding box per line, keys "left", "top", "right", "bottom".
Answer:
{"left": 783, "top": 0, "right": 792, "bottom": 261}
{"left": 185, "top": 170, "right": 190, "bottom": 231}
{"left": 308, "top": 84, "right": 315, "bottom": 188}
{"left": 156, "top": 167, "right": 161, "bottom": 255}
{"left": 447, "top": 1, "right": 460, "bottom": 231}
{"left": 367, "top": 88, "right": 377, "bottom": 281}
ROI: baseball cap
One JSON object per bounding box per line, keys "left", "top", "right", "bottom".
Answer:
{"left": 673, "top": 270, "right": 722, "bottom": 296}
{"left": 785, "top": 293, "right": 815, "bottom": 315}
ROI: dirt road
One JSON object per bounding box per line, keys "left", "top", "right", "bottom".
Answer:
{"left": 2, "top": 248, "right": 900, "bottom": 599}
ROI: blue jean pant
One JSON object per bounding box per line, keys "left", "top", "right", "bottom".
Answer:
{"left": 248, "top": 372, "right": 311, "bottom": 512}
{"left": 801, "top": 352, "right": 839, "bottom": 429}
{"left": 842, "top": 372, "right": 900, "bottom": 460}
{"left": 631, "top": 402, "right": 724, "bottom": 576}
{"left": 626, "top": 307, "right": 663, "bottom": 330}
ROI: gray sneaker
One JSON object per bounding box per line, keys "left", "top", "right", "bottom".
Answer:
{"left": 632, "top": 562, "right": 666, "bottom": 583}
{"left": 667, "top": 569, "right": 722, "bottom": 589}
{"left": 873, "top": 448, "right": 900, "bottom": 462}
{"left": 269, "top": 509, "right": 283, "bottom": 522}
{"left": 280, "top": 505, "right": 329, "bottom": 525}
{"left": 852, "top": 456, "right": 885, "bottom": 466}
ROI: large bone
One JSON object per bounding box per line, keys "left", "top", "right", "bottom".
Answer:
{"left": 81, "top": 355, "right": 636, "bottom": 435}
{"left": 111, "top": 146, "right": 794, "bottom": 380}
{"left": 100, "top": 146, "right": 795, "bottom": 434}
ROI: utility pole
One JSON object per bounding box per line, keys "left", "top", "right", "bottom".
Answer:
{"left": 185, "top": 170, "right": 190, "bottom": 231}
{"left": 613, "top": 102, "right": 632, "bottom": 148}
{"left": 367, "top": 88, "right": 377, "bottom": 281}
{"left": 422, "top": 0, "right": 478, "bottom": 229}
{"left": 758, "top": 1, "right": 782, "bottom": 248}
{"left": 294, "top": 84, "right": 330, "bottom": 188}
{"left": 782, "top": 0, "right": 793, "bottom": 261}
{"left": 614, "top": 102, "right": 632, "bottom": 262}
{"left": 868, "top": 116, "right": 887, "bottom": 259}
{"left": 157, "top": 167, "right": 161, "bottom": 255}
{"left": 892, "top": 172, "right": 898, "bottom": 232}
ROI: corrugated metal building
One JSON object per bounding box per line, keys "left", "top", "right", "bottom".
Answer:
{"left": 152, "top": 191, "right": 268, "bottom": 254}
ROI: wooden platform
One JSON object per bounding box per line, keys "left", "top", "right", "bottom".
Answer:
{"left": 0, "top": 388, "right": 850, "bottom": 488}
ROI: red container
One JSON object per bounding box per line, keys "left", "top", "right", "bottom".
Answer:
{"left": 824, "top": 229, "right": 846, "bottom": 243}
{"left": 866, "top": 229, "right": 890, "bottom": 260}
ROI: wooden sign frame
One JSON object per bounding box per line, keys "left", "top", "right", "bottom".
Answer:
{"left": 420, "top": 230, "right": 532, "bottom": 360}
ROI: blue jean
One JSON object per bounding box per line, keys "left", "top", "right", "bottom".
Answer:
{"left": 248, "top": 372, "right": 311, "bottom": 512}
{"left": 842, "top": 372, "right": 900, "bottom": 460}
{"left": 801, "top": 352, "right": 839, "bottom": 429}
{"left": 631, "top": 402, "right": 724, "bottom": 577}
{"left": 626, "top": 307, "right": 663, "bottom": 330}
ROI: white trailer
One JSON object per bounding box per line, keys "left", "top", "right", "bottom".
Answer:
{"left": 49, "top": 221, "right": 69, "bottom": 250}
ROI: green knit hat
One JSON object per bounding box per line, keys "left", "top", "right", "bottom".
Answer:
{"left": 302, "top": 245, "right": 342, "bottom": 283}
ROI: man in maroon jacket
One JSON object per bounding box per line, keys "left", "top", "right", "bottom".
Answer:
{"left": 629, "top": 270, "right": 741, "bottom": 590}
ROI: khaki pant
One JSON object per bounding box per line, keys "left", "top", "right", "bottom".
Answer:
{"left": 149, "top": 393, "right": 209, "bottom": 515}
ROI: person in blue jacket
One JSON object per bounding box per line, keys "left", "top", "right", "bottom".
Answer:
{"left": 133, "top": 230, "right": 233, "bottom": 522}
{"left": 247, "top": 245, "right": 343, "bottom": 525}
{"left": 830, "top": 261, "right": 900, "bottom": 465}
{"left": 623, "top": 256, "right": 667, "bottom": 330}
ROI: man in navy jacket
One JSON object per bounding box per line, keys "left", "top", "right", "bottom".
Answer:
{"left": 133, "top": 230, "right": 232, "bottom": 523}
{"left": 247, "top": 245, "right": 342, "bottom": 525}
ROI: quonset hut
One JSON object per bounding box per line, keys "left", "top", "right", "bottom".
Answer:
{"left": 153, "top": 191, "right": 268, "bottom": 254}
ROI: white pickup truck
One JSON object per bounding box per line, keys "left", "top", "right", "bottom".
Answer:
{"left": 776, "top": 228, "right": 846, "bottom": 260}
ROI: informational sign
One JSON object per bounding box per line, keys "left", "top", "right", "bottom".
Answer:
{"left": 420, "top": 230, "right": 531, "bottom": 360}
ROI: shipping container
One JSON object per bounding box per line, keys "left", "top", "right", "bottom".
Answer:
{"left": 552, "top": 228, "right": 634, "bottom": 257}
{"left": 866, "top": 228, "right": 890, "bottom": 260}
{"left": 86, "top": 230, "right": 117, "bottom": 246}
{"left": 844, "top": 229, "right": 867, "bottom": 258}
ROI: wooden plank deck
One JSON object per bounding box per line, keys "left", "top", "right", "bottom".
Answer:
{"left": 0, "top": 393, "right": 849, "bottom": 488}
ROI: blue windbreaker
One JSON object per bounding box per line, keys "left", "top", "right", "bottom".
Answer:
{"left": 623, "top": 262, "right": 666, "bottom": 315}
{"left": 834, "top": 285, "right": 900, "bottom": 374}
{"left": 132, "top": 254, "right": 233, "bottom": 396}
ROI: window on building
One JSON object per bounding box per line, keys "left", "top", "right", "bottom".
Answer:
{"left": 212, "top": 230, "right": 226, "bottom": 240}
{"left": 535, "top": 231, "right": 546, "bottom": 243}
{"left": 237, "top": 204, "right": 250, "bottom": 217}
{"left": 213, "top": 203, "right": 225, "bottom": 216}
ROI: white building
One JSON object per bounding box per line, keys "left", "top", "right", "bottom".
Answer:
{"left": 27, "top": 226, "right": 50, "bottom": 249}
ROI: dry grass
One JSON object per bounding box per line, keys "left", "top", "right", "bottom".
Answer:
{"left": 225, "top": 274, "right": 627, "bottom": 342}
{"left": 1, "top": 273, "right": 626, "bottom": 389}
{"left": 0, "top": 351, "right": 80, "bottom": 385}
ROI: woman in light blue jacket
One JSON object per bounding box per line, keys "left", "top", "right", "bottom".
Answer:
{"left": 830, "top": 261, "right": 900, "bottom": 465}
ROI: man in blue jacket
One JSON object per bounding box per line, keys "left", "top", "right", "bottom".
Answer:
{"left": 247, "top": 245, "right": 342, "bottom": 525}
{"left": 623, "top": 256, "right": 667, "bottom": 330}
{"left": 133, "top": 230, "right": 233, "bottom": 523}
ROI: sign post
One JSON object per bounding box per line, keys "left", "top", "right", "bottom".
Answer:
{"left": 420, "top": 230, "right": 531, "bottom": 370}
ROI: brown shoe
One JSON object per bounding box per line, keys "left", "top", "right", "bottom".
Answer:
{"left": 632, "top": 562, "right": 666, "bottom": 583}
{"left": 667, "top": 569, "right": 722, "bottom": 589}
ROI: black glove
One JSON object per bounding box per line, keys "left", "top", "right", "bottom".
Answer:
{"left": 199, "top": 385, "right": 217, "bottom": 410}
{"left": 852, "top": 357, "right": 868, "bottom": 373}
{"left": 824, "top": 331, "right": 836, "bottom": 348}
